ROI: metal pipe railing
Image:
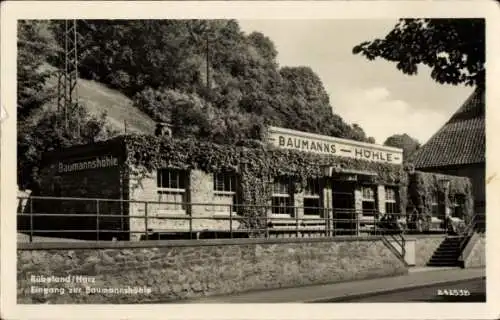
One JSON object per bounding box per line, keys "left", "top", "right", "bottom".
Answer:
{"left": 17, "top": 195, "right": 448, "bottom": 243}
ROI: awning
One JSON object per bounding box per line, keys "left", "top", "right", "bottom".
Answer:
{"left": 333, "top": 168, "right": 378, "bottom": 177}
{"left": 322, "top": 165, "right": 377, "bottom": 178}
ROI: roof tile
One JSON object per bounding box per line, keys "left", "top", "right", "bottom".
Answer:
{"left": 412, "top": 87, "right": 485, "bottom": 168}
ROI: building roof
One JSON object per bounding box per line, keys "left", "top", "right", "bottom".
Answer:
{"left": 411, "top": 86, "right": 485, "bottom": 169}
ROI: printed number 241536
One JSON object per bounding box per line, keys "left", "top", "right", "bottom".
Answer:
{"left": 437, "top": 289, "right": 471, "bottom": 296}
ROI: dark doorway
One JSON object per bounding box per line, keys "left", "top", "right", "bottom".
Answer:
{"left": 332, "top": 181, "right": 356, "bottom": 235}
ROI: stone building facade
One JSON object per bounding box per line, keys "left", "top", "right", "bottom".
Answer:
{"left": 35, "top": 126, "right": 472, "bottom": 241}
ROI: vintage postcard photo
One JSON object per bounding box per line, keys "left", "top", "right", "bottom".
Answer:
{"left": 1, "top": 1, "right": 499, "bottom": 319}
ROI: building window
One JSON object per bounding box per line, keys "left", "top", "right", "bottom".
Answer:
{"left": 430, "top": 193, "right": 439, "bottom": 217}
{"left": 213, "top": 172, "right": 238, "bottom": 214}
{"left": 451, "top": 194, "right": 466, "bottom": 218}
{"left": 362, "top": 186, "right": 376, "bottom": 216}
{"left": 304, "top": 179, "right": 322, "bottom": 216}
{"left": 157, "top": 169, "right": 188, "bottom": 213}
{"left": 385, "top": 187, "right": 398, "bottom": 214}
{"left": 272, "top": 178, "right": 293, "bottom": 216}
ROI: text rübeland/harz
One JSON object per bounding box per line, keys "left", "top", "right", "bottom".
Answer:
{"left": 30, "top": 274, "right": 96, "bottom": 284}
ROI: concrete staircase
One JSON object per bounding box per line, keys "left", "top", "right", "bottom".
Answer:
{"left": 427, "top": 236, "right": 468, "bottom": 267}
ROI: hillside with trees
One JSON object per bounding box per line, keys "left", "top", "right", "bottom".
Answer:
{"left": 17, "top": 19, "right": 374, "bottom": 187}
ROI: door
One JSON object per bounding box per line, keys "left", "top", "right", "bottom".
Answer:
{"left": 332, "top": 181, "right": 356, "bottom": 235}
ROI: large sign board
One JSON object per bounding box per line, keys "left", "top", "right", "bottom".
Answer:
{"left": 266, "top": 126, "right": 403, "bottom": 165}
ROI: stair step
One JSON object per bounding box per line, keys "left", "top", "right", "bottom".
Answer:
{"left": 428, "top": 261, "right": 458, "bottom": 264}
{"left": 430, "top": 255, "right": 459, "bottom": 260}
{"left": 433, "top": 249, "right": 460, "bottom": 253}
{"left": 434, "top": 250, "right": 460, "bottom": 254}
{"left": 431, "top": 252, "right": 460, "bottom": 257}
{"left": 431, "top": 254, "right": 460, "bottom": 259}
{"left": 437, "top": 245, "right": 461, "bottom": 249}
{"left": 426, "top": 235, "right": 470, "bottom": 267}
{"left": 431, "top": 257, "right": 460, "bottom": 261}
{"left": 430, "top": 255, "right": 458, "bottom": 259}
{"left": 430, "top": 255, "right": 458, "bottom": 258}
{"left": 427, "top": 261, "right": 458, "bottom": 267}
{"left": 440, "top": 241, "right": 461, "bottom": 247}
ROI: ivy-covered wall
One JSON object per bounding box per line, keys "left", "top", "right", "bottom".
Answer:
{"left": 406, "top": 170, "right": 474, "bottom": 230}
{"left": 121, "top": 134, "right": 406, "bottom": 232}
{"left": 34, "top": 134, "right": 474, "bottom": 236}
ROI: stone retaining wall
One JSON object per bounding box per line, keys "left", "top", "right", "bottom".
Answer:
{"left": 407, "top": 235, "right": 446, "bottom": 267}
{"left": 464, "top": 233, "right": 485, "bottom": 268}
{"left": 18, "top": 237, "right": 407, "bottom": 304}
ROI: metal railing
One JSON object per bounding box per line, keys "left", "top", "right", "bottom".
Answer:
{"left": 18, "top": 196, "right": 415, "bottom": 243}
{"left": 386, "top": 232, "right": 406, "bottom": 260}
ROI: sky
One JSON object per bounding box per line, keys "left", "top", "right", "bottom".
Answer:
{"left": 238, "top": 19, "right": 475, "bottom": 145}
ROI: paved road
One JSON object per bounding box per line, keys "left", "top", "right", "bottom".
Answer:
{"left": 312, "top": 278, "right": 486, "bottom": 303}
{"left": 186, "top": 268, "right": 485, "bottom": 303}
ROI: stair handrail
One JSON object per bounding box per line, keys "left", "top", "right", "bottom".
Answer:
{"left": 458, "top": 212, "right": 479, "bottom": 257}
{"left": 379, "top": 212, "right": 406, "bottom": 260}
{"left": 390, "top": 231, "right": 406, "bottom": 259}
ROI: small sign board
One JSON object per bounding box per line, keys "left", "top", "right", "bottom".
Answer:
{"left": 57, "top": 156, "right": 119, "bottom": 174}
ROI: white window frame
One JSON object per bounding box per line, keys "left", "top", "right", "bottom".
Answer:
{"left": 213, "top": 172, "right": 238, "bottom": 216}
{"left": 157, "top": 168, "right": 188, "bottom": 215}
{"left": 361, "top": 186, "right": 377, "bottom": 216}
{"left": 385, "top": 187, "right": 398, "bottom": 214}
{"left": 430, "top": 193, "right": 439, "bottom": 217}
{"left": 271, "top": 179, "right": 293, "bottom": 217}
{"left": 303, "top": 179, "right": 322, "bottom": 218}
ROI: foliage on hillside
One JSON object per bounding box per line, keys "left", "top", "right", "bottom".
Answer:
{"left": 17, "top": 20, "right": 58, "bottom": 121}
{"left": 71, "top": 20, "right": 374, "bottom": 143}
{"left": 17, "top": 19, "right": 376, "bottom": 186}
{"left": 17, "top": 21, "right": 116, "bottom": 187}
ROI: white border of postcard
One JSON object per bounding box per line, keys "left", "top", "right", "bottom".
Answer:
{"left": 2, "top": 1, "right": 500, "bottom": 319}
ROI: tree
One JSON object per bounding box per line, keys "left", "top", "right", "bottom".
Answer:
{"left": 383, "top": 133, "right": 421, "bottom": 160}
{"left": 17, "top": 20, "right": 58, "bottom": 120}
{"left": 348, "top": 124, "right": 376, "bottom": 144}
{"left": 353, "top": 19, "right": 485, "bottom": 87}
{"left": 246, "top": 31, "right": 278, "bottom": 65}
{"left": 52, "top": 19, "right": 376, "bottom": 144}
